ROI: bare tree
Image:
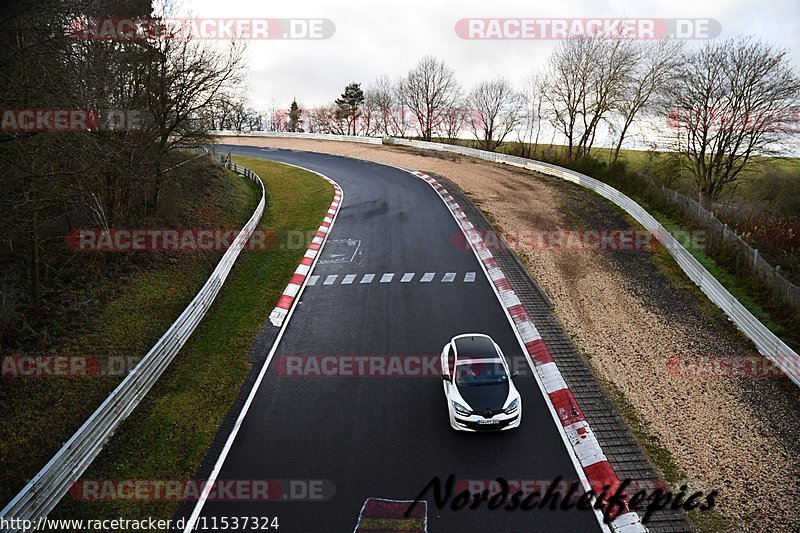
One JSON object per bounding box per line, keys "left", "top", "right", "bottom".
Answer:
{"left": 440, "top": 102, "right": 470, "bottom": 140}
{"left": 243, "top": 106, "right": 264, "bottom": 131}
{"left": 145, "top": 4, "right": 246, "bottom": 206}
{"left": 327, "top": 103, "right": 347, "bottom": 135}
{"left": 360, "top": 89, "right": 383, "bottom": 136}
{"left": 306, "top": 106, "right": 333, "bottom": 133}
{"left": 516, "top": 73, "right": 546, "bottom": 158}
{"left": 543, "top": 34, "right": 637, "bottom": 160}
{"left": 229, "top": 95, "right": 254, "bottom": 131}
{"left": 400, "top": 56, "right": 461, "bottom": 141}
{"left": 389, "top": 78, "right": 411, "bottom": 137}
{"left": 664, "top": 37, "right": 800, "bottom": 204}
{"left": 365, "top": 75, "right": 403, "bottom": 136}
{"left": 467, "top": 78, "right": 522, "bottom": 151}
{"left": 609, "top": 39, "right": 684, "bottom": 163}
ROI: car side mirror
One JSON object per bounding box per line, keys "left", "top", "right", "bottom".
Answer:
{"left": 441, "top": 374, "right": 450, "bottom": 381}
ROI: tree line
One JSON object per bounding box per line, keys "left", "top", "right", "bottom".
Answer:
{"left": 237, "top": 35, "right": 798, "bottom": 206}
{"left": 0, "top": 0, "right": 245, "bottom": 311}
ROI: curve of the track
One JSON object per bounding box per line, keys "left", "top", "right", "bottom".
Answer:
{"left": 194, "top": 145, "right": 602, "bottom": 532}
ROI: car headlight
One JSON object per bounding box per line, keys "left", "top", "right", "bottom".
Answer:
{"left": 452, "top": 401, "right": 471, "bottom": 416}
{"left": 504, "top": 398, "right": 519, "bottom": 414}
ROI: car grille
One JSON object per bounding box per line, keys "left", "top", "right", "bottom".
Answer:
{"left": 471, "top": 408, "right": 505, "bottom": 418}
{"left": 456, "top": 415, "right": 518, "bottom": 431}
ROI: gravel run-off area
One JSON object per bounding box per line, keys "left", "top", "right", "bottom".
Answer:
{"left": 217, "top": 136, "right": 800, "bottom": 532}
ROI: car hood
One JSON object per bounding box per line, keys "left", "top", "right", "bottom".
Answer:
{"left": 456, "top": 381, "right": 510, "bottom": 413}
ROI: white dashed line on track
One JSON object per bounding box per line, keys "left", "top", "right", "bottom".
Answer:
{"left": 308, "top": 272, "right": 477, "bottom": 288}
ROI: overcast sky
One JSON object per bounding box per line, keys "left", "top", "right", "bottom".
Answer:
{"left": 178, "top": 0, "right": 800, "bottom": 112}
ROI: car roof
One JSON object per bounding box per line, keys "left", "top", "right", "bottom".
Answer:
{"left": 453, "top": 335, "right": 500, "bottom": 360}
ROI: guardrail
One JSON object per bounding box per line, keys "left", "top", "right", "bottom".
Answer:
{"left": 0, "top": 156, "right": 265, "bottom": 531}
{"left": 382, "top": 137, "right": 800, "bottom": 387}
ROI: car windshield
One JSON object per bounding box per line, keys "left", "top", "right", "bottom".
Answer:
{"left": 455, "top": 360, "right": 508, "bottom": 385}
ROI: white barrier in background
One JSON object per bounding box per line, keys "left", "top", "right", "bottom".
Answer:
{"left": 0, "top": 156, "right": 265, "bottom": 531}
{"left": 211, "top": 130, "right": 383, "bottom": 145}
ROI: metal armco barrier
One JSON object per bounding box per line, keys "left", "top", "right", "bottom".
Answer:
{"left": 0, "top": 156, "right": 265, "bottom": 531}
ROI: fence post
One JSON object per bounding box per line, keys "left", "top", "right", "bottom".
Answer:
{"left": 753, "top": 248, "right": 759, "bottom": 267}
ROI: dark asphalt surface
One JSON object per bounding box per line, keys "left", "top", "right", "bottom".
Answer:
{"left": 194, "top": 145, "right": 603, "bottom": 532}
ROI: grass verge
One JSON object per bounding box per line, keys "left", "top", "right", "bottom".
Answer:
{"left": 46, "top": 157, "right": 333, "bottom": 522}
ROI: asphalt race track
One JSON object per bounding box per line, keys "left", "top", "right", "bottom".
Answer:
{"left": 191, "top": 145, "right": 604, "bottom": 532}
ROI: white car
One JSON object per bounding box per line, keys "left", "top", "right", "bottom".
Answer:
{"left": 440, "top": 333, "right": 522, "bottom": 431}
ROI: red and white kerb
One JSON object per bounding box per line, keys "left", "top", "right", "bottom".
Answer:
{"left": 411, "top": 171, "right": 647, "bottom": 533}
{"left": 269, "top": 179, "right": 342, "bottom": 327}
